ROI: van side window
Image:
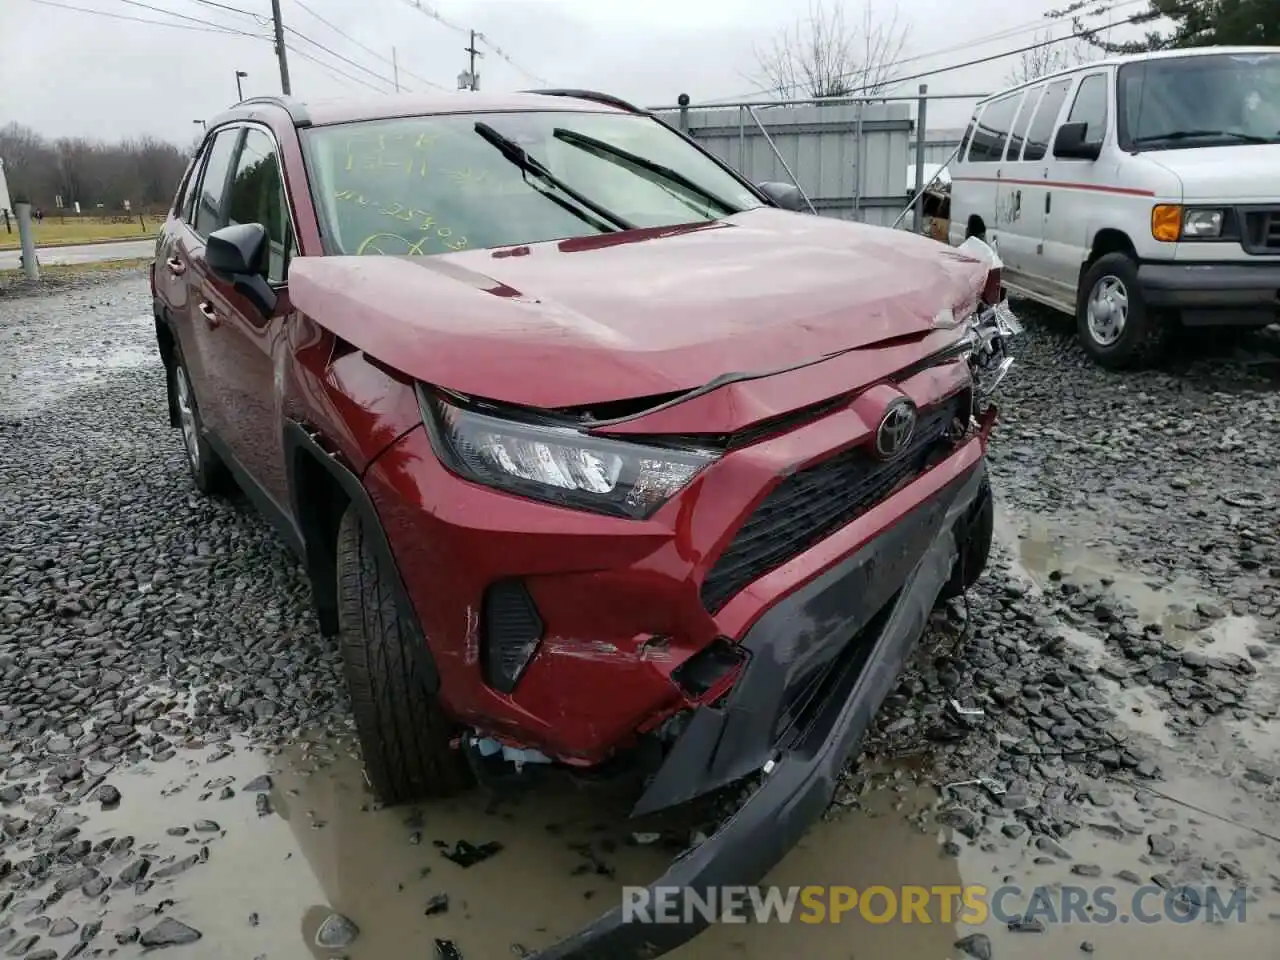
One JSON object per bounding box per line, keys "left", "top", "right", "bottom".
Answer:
{"left": 967, "top": 94, "right": 1021, "bottom": 162}
{"left": 1022, "top": 78, "right": 1073, "bottom": 162}
{"left": 1064, "top": 73, "right": 1109, "bottom": 149}
{"left": 1006, "top": 84, "right": 1045, "bottom": 162}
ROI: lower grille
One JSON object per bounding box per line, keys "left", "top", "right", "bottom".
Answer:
{"left": 1243, "top": 208, "right": 1280, "bottom": 254}
{"left": 700, "top": 394, "right": 965, "bottom": 613}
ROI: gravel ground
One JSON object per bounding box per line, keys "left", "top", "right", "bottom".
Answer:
{"left": 1, "top": 269, "right": 1278, "bottom": 959}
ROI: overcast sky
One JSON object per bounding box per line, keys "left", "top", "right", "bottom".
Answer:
{"left": 0, "top": 0, "right": 1149, "bottom": 144}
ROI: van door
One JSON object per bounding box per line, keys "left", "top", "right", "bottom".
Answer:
{"left": 951, "top": 91, "right": 1022, "bottom": 257}
{"left": 1042, "top": 71, "right": 1115, "bottom": 302}
{"left": 994, "top": 83, "right": 1045, "bottom": 282}
{"left": 1006, "top": 77, "right": 1075, "bottom": 305}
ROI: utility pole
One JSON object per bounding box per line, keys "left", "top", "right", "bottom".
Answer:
{"left": 392, "top": 46, "right": 400, "bottom": 92}
{"left": 463, "top": 29, "right": 482, "bottom": 91}
{"left": 270, "top": 0, "right": 292, "bottom": 95}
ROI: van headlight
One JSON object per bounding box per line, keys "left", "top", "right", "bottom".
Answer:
{"left": 420, "top": 390, "right": 719, "bottom": 519}
{"left": 1182, "top": 208, "right": 1224, "bottom": 238}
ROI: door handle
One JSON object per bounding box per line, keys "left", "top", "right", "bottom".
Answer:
{"left": 1045, "top": 193, "right": 1052, "bottom": 214}
{"left": 166, "top": 256, "right": 186, "bottom": 276}
{"left": 197, "top": 301, "right": 220, "bottom": 328}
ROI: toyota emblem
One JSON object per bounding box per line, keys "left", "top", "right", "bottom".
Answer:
{"left": 875, "top": 399, "right": 917, "bottom": 459}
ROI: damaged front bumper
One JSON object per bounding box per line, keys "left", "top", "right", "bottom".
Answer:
{"left": 532, "top": 454, "right": 991, "bottom": 960}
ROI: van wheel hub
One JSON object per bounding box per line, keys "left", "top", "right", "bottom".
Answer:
{"left": 1086, "top": 275, "right": 1128, "bottom": 347}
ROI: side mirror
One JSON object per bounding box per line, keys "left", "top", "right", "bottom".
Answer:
{"left": 1053, "top": 121, "right": 1102, "bottom": 161}
{"left": 755, "top": 181, "right": 808, "bottom": 212}
{"left": 206, "top": 222, "right": 277, "bottom": 315}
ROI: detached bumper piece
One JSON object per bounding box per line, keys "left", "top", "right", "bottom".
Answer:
{"left": 531, "top": 461, "right": 988, "bottom": 960}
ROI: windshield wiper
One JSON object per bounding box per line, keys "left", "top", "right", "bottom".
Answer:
{"left": 552, "top": 127, "right": 739, "bottom": 216}
{"left": 1133, "top": 129, "right": 1271, "bottom": 144}
{"left": 472, "top": 122, "right": 633, "bottom": 231}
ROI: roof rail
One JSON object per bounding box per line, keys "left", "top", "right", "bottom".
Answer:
{"left": 524, "top": 89, "right": 646, "bottom": 114}
{"left": 234, "top": 95, "right": 312, "bottom": 127}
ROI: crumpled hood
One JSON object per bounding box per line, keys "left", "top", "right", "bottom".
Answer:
{"left": 289, "top": 208, "right": 988, "bottom": 408}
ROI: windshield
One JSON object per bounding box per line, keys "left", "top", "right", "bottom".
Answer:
{"left": 1117, "top": 52, "right": 1280, "bottom": 150}
{"left": 301, "top": 111, "right": 763, "bottom": 256}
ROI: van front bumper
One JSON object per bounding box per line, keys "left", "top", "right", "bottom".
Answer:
{"left": 1139, "top": 261, "right": 1280, "bottom": 326}
{"left": 530, "top": 459, "right": 988, "bottom": 960}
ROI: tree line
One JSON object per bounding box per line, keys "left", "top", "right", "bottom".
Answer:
{"left": 0, "top": 123, "right": 193, "bottom": 214}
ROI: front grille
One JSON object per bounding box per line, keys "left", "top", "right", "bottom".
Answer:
{"left": 1242, "top": 208, "right": 1280, "bottom": 254}
{"left": 699, "top": 394, "right": 965, "bottom": 614}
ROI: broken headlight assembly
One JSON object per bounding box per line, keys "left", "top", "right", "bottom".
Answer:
{"left": 420, "top": 389, "right": 719, "bottom": 519}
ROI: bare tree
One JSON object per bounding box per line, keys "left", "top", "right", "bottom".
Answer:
{"left": 1005, "top": 29, "right": 1090, "bottom": 85}
{"left": 754, "top": 1, "right": 910, "bottom": 101}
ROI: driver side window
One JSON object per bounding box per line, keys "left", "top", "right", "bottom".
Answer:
{"left": 226, "top": 128, "right": 294, "bottom": 283}
{"left": 1066, "top": 74, "right": 1110, "bottom": 148}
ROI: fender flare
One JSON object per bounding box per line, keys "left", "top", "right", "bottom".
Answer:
{"left": 282, "top": 420, "right": 442, "bottom": 693}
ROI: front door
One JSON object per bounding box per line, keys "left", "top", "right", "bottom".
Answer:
{"left": 190, "top": 126, "right": 297, "bottom": 511}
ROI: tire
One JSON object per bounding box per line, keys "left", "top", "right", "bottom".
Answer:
{"left": 169, "top": 345, "right": 232, "bottom": 495}
{"left": 335, "top": 505, "right": 473, "bottom": 803}
{"left": 1076, "top": 253, "right": 1170, "bottom": 369}
{"left": 940, "top": 479, "right": 994, "bottom": 600}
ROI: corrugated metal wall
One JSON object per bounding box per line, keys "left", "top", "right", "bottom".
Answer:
{"left": 652, "top": 103, "right": 915, "bottom": 227}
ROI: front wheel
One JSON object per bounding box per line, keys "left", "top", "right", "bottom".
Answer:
{"left": 335, "top": 505, "right": 473, "bottom": 803}
{"left": 1076, "top": 253, "right": 1169, "bottom": 369}
{"left": 170, "top": 347, "right": 231, "bottom": 495}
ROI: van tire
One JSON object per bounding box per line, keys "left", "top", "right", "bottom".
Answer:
{"left": 1076, "top": 253, "right": 1168, "bottom": 369}
{"left": 335, "top": 505, "right": 473, "bottom": 803}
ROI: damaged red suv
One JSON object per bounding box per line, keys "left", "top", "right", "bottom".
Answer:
{"left": 152, "top": 90, "right": 1018, "bottom": 957}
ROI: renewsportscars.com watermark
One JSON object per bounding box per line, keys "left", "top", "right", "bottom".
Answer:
{"left": 621, "top": 884, "right": 1248, "bottom": 926}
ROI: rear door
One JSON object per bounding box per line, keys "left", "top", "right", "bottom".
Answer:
{"left": 198, "top": 125, "right": 298, "bottom": 508}
{"left": 1004, "top": 77, "right": 1075, "bottom": 303}
{"left": 995, "top": 82, "right": 1045, "bottom": 280}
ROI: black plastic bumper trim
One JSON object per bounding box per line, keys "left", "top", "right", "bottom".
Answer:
{"left": 530, "top": 460, "right": 987, "bottom": 960}
{"left": 1138, "top": 261, "right": 1280, "bottom": 321}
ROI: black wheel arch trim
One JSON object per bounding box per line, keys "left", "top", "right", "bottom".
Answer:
{"left": 154, "top": 302, "right": 180, "bottom": 429}
{"left": 282, "top": 419, "right": 442, "bottom": 693}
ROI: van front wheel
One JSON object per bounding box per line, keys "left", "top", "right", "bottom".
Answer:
{"left": 1076, "top": 253, "right": 1168, "bottom": 369}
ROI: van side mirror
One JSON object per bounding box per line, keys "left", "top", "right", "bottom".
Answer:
{"left": 1053, "top": 121, "right": 1101, "bottom": 161}
{"left": 206, "top": 222, "right": 278, "bottom": 315}
{"left": 756, "top": 181, "right": 808, "bottom": 212}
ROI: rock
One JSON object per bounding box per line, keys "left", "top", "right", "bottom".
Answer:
{"left": 94, "top": 785, "right": 121, "bottom": 808}
{"left": 139, "top": 918, "right": 202, "bottom": 948}
{"left": 1035, "top": 836, "right": 1071, "bottom": 859}
{"left": 424, "top": 893, "right": 449, "bottom": 916}
{"left": 244, "top": 774, "right": 273, "bottom": 792}
{"left": 1071, "top": 864, "right": 1102, "bottom": 878}
{"left": 1148, "top": 834, "right": 1175, "bottom": 858}
{"left": 315, "top": 912, "right": 359, "bottom": 949}
{"left": 955, "top": 933, "right": 993, "bottom": 960}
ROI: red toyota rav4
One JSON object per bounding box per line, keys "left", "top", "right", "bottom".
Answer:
{"left": 152, "top": 90, "right": 1018, "bottom": 957}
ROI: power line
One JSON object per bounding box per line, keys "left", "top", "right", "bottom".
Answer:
{"left": 285, "top": 42, "right": 390, "bottom": 93}
{"left": 113, "top": 0, "right": 258, "bottom": 33}
{"left": 22, "top": 0, "right": 257, "bottom": 35}
{"left": 398, "top": 0, "right": 547, "bottom": 87}
{"left": 177, "top": 0, "right": 265, "bottom": 20}
{"left": 709, "top": 0, "right": 1143, "bottom": 104}
{"left": 291, "top": 0, "right": 445, "bottom": 90}
{"left": 286, "top": 23, "right": 403, "bottom": 90}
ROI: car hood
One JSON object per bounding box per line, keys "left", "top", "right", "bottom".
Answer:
{"left": 1146, "top": 143, "right": 1280, "bottom": 203}
{"left": 289, "top": 208, "right": 989, "bottom": 409}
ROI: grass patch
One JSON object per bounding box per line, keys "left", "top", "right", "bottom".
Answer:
{"left": 0, "top": 257, "right": 150, "bottom": 295}
{"left": 0, "top": 218, "right": 161, "bottom": 251}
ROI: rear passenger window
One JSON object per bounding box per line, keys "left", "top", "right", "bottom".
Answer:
{"left": 967, "top": 94, "right": 1021, "bottom": 162}
{"left": 226, "top": 128, "right": 294, "bottom": 283}
{"left": 1006, "top": 85, "right": 1045, "bottom": 162}
{"left": 175, "top": 152, "right": 202, "bottom": 222}
{"left": 1063, "top": 73, "right": 1109, "bottom": 150}
{"left": 192, "top": 129, "right": 241, "bottom": 238}
{"left": 1022, "top": 79, "right": 1073, "bottom": 162}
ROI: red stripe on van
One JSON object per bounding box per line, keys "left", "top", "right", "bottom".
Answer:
{"left": 951, "top": 175, "right": 1156, "bottom": 198}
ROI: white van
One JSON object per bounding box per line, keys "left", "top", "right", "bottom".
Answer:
{"left": 948, "top": 46, "right": 1280, "bottom": 368}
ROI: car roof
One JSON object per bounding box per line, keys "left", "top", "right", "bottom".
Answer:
{"left": 976, "top": 45, "right": 1280, "bottom": 106}
{"left": 208, "top": 90, "right": 638, "bottom": 130}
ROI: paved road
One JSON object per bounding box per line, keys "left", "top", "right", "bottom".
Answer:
{"left": 0, "top": 237, "right": 154, "bottom": 269}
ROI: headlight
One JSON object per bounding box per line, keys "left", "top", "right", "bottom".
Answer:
{"left": 1182, "top": 208, "right": 1224, "bottom": 238}
{"left": 421, "top": 391, "right": 719, "bottom": 519}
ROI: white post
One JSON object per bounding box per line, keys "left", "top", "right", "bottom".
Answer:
{"left": 15, "top": 202, "right": 38, "bottom": 281}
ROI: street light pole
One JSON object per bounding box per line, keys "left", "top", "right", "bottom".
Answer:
{"left": 193, "top": 120, "right": 207, "bottom": 133}
{"left": 235, "top": 70, "right": 248, "bottom": 102}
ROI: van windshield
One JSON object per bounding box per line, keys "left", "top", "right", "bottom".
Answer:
{"left": 1117, "top": 52, "right": 1280, "bottom": 151}
{"left": 301, "top": 111, "right": 763, "bottom": 256}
